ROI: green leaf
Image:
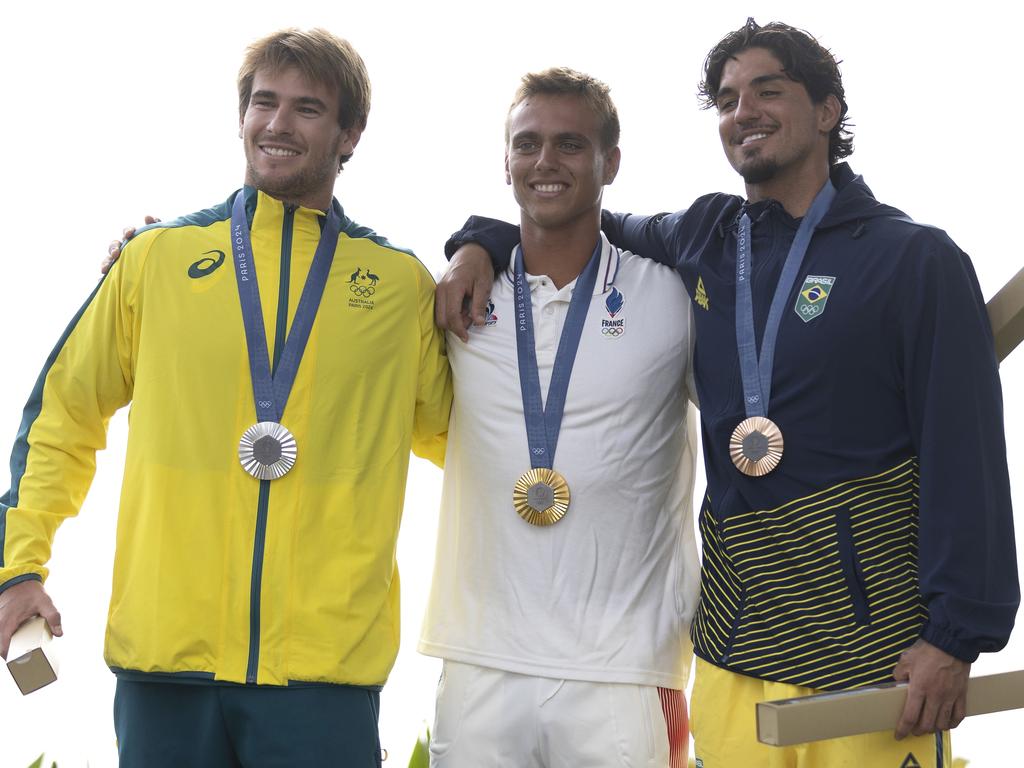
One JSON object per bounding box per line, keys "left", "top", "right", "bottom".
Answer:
{"left": 26, "top": 757, "right": 43, "bottom": 768}
{"left": 407, "top": 723, "right": 430, "bottom": 768}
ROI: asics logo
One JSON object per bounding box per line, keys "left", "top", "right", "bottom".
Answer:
{"left": 188, "top": 250, "right": 226, "bottom": 279}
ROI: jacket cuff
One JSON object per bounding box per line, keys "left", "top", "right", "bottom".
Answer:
{"left": 920, "top": 622, "right": 980, "bottom": 663}
{"left": 0, "top": 572, "right": 43, "bottom": 596}
{"left": 444, "top": 235, "right": 473, "bottom": 260}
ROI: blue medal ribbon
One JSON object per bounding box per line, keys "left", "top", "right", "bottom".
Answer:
{"left": 513, "top": 241, "right": 602, "bottom": 470}
{"left": 230, "top": 190, "right": 341, "bottom": 424}
{"left": 735, "top": 181, "right": 836, "bottom": 418}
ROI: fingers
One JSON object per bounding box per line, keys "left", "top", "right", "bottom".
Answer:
{"left": 895, "top": 687, "right": 924, "bottom": 740}
{"left": 435, "top": 244, "right": 494, "bottom": 340}
{"left": 950, "top": 693, "right": 967, "bottom": 729}
{"left": 891, "top": 639, "right": 970, "bottom": 738}
{"left": 39, "top": 601, "right": 63, "bottom": 638}
{"left": 0, "top": 583, "right": 62, "bottom": 659}
{"left": 935, "top": 701, "right": 956, "bottom": 732}
{"left": 892, "top": 659, "right": 909, "bottom": 682}
{"left": 103, "top": 218, "right": 161, "bottom": 275}
{"left": 435, "top": 275, "right": 471, "bottom": 341}
{"left": 914, "top": 693, "right": 943, "bottom": 737}
{"left": 102, "top": 243, "right": 120, "bottom": 275}
{"left": 469, "top": 271, "right": 491, "bottom": 327}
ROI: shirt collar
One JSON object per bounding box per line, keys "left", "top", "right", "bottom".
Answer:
{"left": 503, "top": 232, "right": 619, "bottom": 296}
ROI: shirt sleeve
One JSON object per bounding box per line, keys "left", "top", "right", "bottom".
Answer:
{"left": 0, "top": 250, "right": 138, "bottom": 593}
{"left": 410, "top": 262, "right": 453, "bottom": 468}
{"left": 444, "top": 216, "right": 521, "bottom": 273}
{"left": 900, "top": 228, "right": 1020, "bottom": 661}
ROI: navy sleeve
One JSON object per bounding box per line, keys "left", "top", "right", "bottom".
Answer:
{"left": 444, "top": 208, "right": 699, "bottom": 273}
{"left": 445, "top": 199, "right": 729, "bottom": 276}
{"left": 601, "top": 195, "right": 741, "bottom": 274}
{"left": 901, "top": 229, "right": 1019, "bottom": 661}
{"left": 444, "top": 216, "right": 520, "bottom": 271}
{"left": 601, "top": 210, "right": 690, "bottom": 268}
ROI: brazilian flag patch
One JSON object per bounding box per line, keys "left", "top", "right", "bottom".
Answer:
{"left": 794, "top": 274, "right": 836, "bottom": 323}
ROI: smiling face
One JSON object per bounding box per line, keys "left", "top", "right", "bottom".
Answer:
{"left": 715, "top": 47, "right": 839, "bottom": 200}
{"left": 505, "top": 93, "right": 620, "bottom": 235}
{"left": 241, "top": 66, "right": 361, "bottom": 210}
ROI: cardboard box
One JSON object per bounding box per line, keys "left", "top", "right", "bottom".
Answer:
{"left": 756, "top": 670, "right": 1024, "bottom": 746}
{"left": 988, "top": 265, "right": 1024, "bottom": 362}
{"left": 6, "top": 616, "right": 58, "bottom": 695}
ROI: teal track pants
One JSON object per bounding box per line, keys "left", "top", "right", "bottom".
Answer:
{"left": 113, "top": 678, "right": 382, "bottom": 767}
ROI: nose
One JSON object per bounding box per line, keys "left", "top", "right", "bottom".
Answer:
{"left": 266, "top": 107, "right": 294, "bottom": 135}
{"left": 535, "top": 141, "right": 559, "bottom": 170}
{"left": 734, "top": 92, "right": 761, "bottom": 124}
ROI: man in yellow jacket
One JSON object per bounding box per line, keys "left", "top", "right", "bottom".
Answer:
{"left": 0, "top": 28, "right": 451, "bottom": 767}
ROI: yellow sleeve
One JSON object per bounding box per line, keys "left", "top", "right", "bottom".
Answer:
{"left": 410, "top": 263, "right": 452, "bottom": 469}
{"left": 0, "top": 241, "right": 141, "bottom": 591}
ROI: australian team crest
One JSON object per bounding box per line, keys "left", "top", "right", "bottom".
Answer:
{"left": 347, "top": 266, "right": 381, "bottom": 310}
{"left": 794, "top": 275, "right": 835, "bottom": 323}
{"left": 601, "top": 287, "right": 625, "bottom": 338}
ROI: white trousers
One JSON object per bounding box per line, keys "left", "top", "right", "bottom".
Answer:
{"left": 429, "top": 660, "right": 687, "bottom": 768}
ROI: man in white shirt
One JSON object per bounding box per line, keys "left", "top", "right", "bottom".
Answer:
{"left": 418, "top": 67, "right": 699, "bottom": 768}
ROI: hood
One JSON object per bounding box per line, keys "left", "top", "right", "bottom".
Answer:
{"left": 818, "top": 163, "right": 908, "bottom": 229}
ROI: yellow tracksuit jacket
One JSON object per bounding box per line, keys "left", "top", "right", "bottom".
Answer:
{"left": 0, "top": 187, "right": 451, "bottom": 687}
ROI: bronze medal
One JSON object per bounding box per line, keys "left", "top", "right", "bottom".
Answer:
{"left": 729, "top": 416, "right": 784, "bottom": 477}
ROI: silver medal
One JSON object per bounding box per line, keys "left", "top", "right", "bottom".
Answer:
{"left": 239, "top": 421, "right": 297, "bottom": 480}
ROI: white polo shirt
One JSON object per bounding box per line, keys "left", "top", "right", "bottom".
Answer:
{"left": 419, "top": 234, "right": 699, "bottom": 689}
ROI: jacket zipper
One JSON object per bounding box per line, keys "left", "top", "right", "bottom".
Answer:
{"left": 246, "top": 204, "right": 296, "bottom": 684}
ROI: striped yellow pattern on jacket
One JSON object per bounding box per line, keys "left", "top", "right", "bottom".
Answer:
{"left": 692, "top": 458, "right": 928, "bottom": 690}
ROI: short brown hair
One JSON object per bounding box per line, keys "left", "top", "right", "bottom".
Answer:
{"left": 238, "top": 28, "right": 371, "bottom": 168}
{"left": 505, "top": 67, "right": 620, "bottom": 150}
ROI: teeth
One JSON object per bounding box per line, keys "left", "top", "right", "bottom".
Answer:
{"left": 262, "top": 146, "right": 299, "bottom": 157}
{"left": 533, "top": 183, "right": 566, "bottom": 193}
{"left": 741, "top": 133, "right": 769, "bottom": 145}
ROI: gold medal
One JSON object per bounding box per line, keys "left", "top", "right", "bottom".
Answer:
{"left": 239, "top": 421, "right": 297, "bottom": 480}
{"left": 729, "top": 416, "right": 784, "bottom": 476}
{"left": 513, "top": 468, "right": 571, "bottom": 526}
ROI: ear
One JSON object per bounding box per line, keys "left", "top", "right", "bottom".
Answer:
{"left": 818, "top": 94, "right": 842, "bottom": 135}
{"left": 504, "top": 150, "right": 512, "bottom": 185}
{"left": 337, "top": 126, "right": 364, "bottom": 158}
{"left": 602, "top": 146, "right": 621, "bottom": 185}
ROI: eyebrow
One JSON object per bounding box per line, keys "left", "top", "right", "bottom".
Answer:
{"left": 717, "top": 73, "right": 790, "bottom": 99}
{"left": 510, "top": 130, "right": 591, "bottom": 144}
{"left": 250, "top": 90, "right": 329, "bottom": 111}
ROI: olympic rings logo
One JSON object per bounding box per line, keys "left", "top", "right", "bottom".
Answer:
{"left": 799, "top": 305, "right": 820, "bottom": 316}
{"left": 350, "top": 285, "right": 376, "bottom": 297}
{"left": 601, "top": 327, "right": 624, "bottom": 337}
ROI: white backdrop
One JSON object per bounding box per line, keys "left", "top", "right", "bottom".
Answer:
{"left": 1, "top": 1, "right": 1021, "bottom": 766}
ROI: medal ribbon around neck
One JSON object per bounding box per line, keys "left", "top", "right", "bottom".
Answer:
{"left": 511, "top": 240, "right": 602, "bottom": 525}
{"left": 731, "top": 180, "right": 836, "bottom": 476}
{"left": 230, "top": 190, "right": 341, "bottom": 479}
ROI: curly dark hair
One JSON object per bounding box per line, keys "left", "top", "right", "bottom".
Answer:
{"left": 699, "top": 18, "right": 853, "bottom": 164}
